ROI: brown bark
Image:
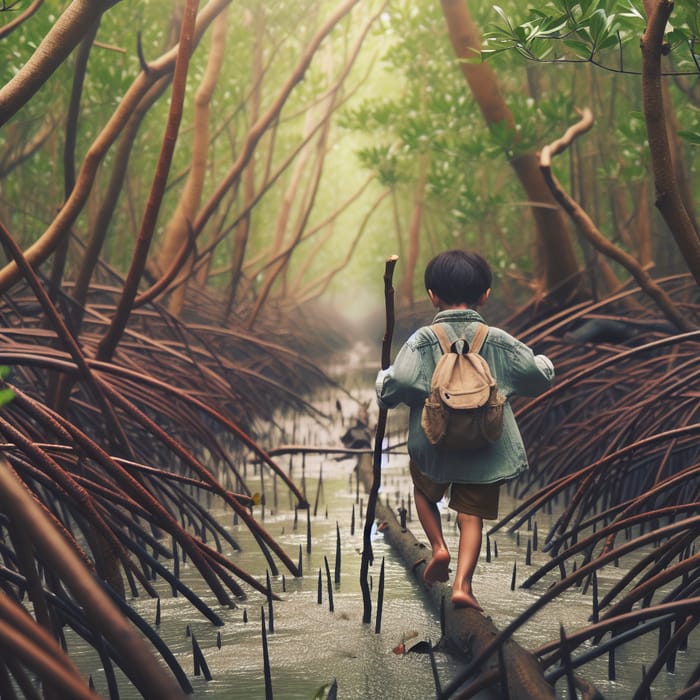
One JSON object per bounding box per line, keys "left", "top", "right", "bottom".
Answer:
{"left": 170, "top": 1, "right": 367, "bottom": 313}
{"left": 243, "top": 1, "right": 375, "bottom": 325}
{"left": 0, "top": 0, "right": 44, "bottom": 40}
{"left": 599, "top": 187, "right": 651, "bottom": 314}
{"left": 157, "top": 7, "right": 229, "bottom": 317}
{"left": 0, "top": 219, "right": 133, "bottom": 464}
{"left": 439, "top": 0, "right": 581, "bottom": 303}
{"left": 610, "top": 181, "right": 654, "bottom": 269}
{"left": 0, "top": 0, "right": 117, "bottom": 125}
{"left": 203, "top": 117, "right": 336, "bottom": 297}
{"left": 641, "top": 1, "right": 700, "bottom": 286}
{"left": 662, "top": 76, "right": 700, "bottom": 236}
{"left": 225, "top": 7, "right": 264, "bottom": 313}
{"left": 70, "top": 76, "right": 171, "bottom": 321}
{"left": 48, "top": 18, "right": 101, "bottom": 299}
{"left": 0, "top": 597, "right": 96, "bottom": 700}
{"left": 199, "top": 2, "right": 385, "bottom": 313}
{"left": 96, "top": 0, "right": 200, "bottom": 362}
{"left": 245, "top": 108, "right": 330, "bottom": 328}
{"left": 51, "top": 77, "right": 172, "bottom": 415}
{"left": 191, "top": 0, "right": 361, "bottom": 262}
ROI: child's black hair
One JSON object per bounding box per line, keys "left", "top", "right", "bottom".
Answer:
{"left": 424, "top": 250, "right": 492, "bottom": 305}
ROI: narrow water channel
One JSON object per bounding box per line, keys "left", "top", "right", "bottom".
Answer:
{"left": 65, "top": 355, "right": 697, "bottom": 699}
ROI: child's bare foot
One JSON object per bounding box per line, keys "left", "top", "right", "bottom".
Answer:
{"left": 423, "top": 548, "right": 450, "bottom": 584}
{"left": 451, "top": 589, "right": 483, "bottom": 611}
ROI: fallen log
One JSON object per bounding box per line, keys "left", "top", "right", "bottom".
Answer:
{"left": 357, "top": 453, "right": 556, "bottom": 700}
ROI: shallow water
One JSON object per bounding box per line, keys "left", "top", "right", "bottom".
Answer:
{"left": 68, "top": 451, "right": 461, "bottom": 699}
{"left": 67, "top": 443, "right": 697, "bottom": 700}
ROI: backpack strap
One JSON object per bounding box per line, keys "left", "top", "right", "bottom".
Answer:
{"left": 430, "top": 324, "right": 452, "bottom": 354}
{"left": 469, "top": 323, "right": 489, "bottom": 354}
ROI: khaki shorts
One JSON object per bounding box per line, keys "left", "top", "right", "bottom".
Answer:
{"left": 409, "top": 460, "right": 500, "bottom": 520}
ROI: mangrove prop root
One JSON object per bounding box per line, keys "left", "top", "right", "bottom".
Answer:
{"left": 0, "top": 457, "right": 188, "bottom": 699}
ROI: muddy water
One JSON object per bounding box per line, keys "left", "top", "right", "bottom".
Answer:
{"left": 64, "top": 354, "right": 697, "bottom": 699}
{"left": 68, "top": 441, "right": 697, "bottom": 700}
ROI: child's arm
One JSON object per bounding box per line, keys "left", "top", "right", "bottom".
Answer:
{"left": 504, "top": 339, "right": 555, "bottom": 398}
{"left": 375, "top": 340, "right": 429, "bottom": 409}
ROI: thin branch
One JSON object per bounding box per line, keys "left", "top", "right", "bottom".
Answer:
{"left": 539, "top": 109, "right": 696, "bottom": 332}
{"left": 96, "top": 0, "right": 200, "bottom": 361}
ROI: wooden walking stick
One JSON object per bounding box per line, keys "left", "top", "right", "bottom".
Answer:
{"left": 361, "top": 254, "right": 398, "bottom": 624}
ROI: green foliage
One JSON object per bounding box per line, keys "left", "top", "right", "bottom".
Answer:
{"left": 480, "top": 2, "right": 700, "bottom": 180}
{"left": 353, "top": 145, "right": 404, "bottom": 187}
{"left": 476, "top": 0, "right": 700, "bottom": 290}
{"left": 0, "top": 366, "right": 14, "bottom": 408}
{"left": 486, "top": 1, "right": 635, "bottom": 64}
{"left": 484, "top": 0, "right": 700, "bottom": 74}
{"left": 678, "top": 129, "right": 700, "bottom": 145}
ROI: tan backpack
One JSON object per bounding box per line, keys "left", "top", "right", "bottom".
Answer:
{"left": 421, "top": 323, "right": 505, "bottom": 450}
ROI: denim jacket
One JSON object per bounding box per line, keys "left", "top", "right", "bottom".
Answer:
{"left": 376, "top": 309, "right": 554, "bottom": 484}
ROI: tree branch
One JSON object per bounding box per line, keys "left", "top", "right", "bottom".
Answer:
{"left": 96, "top": 0, "right": 200, "bottom": 361}
{"left": 540, "top": 109, "right": 695, "bottom": 332}
{"left": 0, "top": 0, "right": 117, "bottom": 126}
{"left": 641, "top": 0, "right": 700, "bottom": 286}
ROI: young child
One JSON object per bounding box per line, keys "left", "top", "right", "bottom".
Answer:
{"left": 376, "top": 250, "right": 554, "bottom": 610}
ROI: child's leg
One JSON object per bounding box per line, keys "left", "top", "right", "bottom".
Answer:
{"left": 448, "top": 482, "right": 499, "bottom": 611}
{"left": 414, "top": 485, "right": 450, "bottom": 583}
{"left": 451, "top": 512, "right": 483, "bottom": 610}
{"left": 409, "top": 461, "right": 450, "bottom": 583}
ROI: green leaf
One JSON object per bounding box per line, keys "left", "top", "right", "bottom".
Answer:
{"left": 563, "top": 39, "right": 592, "bottom": 57}
{"left": 599, "top": 33, "right": 620, "bottom": 51}
{"left": 576, "top": 0, "right": 592, "bottom": 20}
{"left": 589, "top": 8, "right": 607, "bottom": 41}
{"left": 619, "top": 0, "right": 645, "bottom": 22}
{"left": 539, "top": 16, "right": 571, "bottom": 37}
{"left": 666, "top": 27, "right": 690, "bottom": 45}
{"left": 481, "top": 46, "right": 515, "bottom": 60}
{"left": 678, "top": 130, "right": 700, "bottom": 145}
{"left": 0, "top": 388, "right": 15, "bottom": 408}
{"left": 492, "top": 5, "right": 514, "bottom": 34}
